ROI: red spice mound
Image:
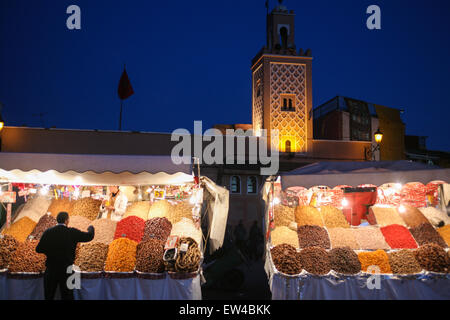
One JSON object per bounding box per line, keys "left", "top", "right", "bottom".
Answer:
{"left": 380, "top": 224, "right": 418, "bottom": 249}
{"left": 114, "top": 216, "right": 145, "bottom": 243}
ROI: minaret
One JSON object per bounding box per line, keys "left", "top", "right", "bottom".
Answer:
{"left": 252, "top": 0, "right": 313, "bottom": 153}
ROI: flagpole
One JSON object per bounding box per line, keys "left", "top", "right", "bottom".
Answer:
{"left": 119, "top": 99, "right": 123, "bottom": 131}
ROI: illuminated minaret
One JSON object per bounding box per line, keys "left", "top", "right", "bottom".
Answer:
{"left": 252, "top": 0, "right": 313, "bottom": 153}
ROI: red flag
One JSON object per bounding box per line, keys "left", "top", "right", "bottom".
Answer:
{"left": 118, "top": 68, "right": 134, "bottom": 100}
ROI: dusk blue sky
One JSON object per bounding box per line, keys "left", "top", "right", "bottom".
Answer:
{"left": 1, "top": 0, "right": 449, "bottom": 151}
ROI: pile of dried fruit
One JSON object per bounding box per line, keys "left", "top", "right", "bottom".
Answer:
{"left": 170, "top": 218, "right": 202, "bottom": 245}
{"left": 380, "top": 224, "right": 417, "bottom": 249}
{"left": 123, "top": 201, "right": 151, "bottom": 220}
{"left": 135, "top": 239, "right": 165, "bottom": 273}
{"left": 168, "top": 202, "right": 194, "bottom": 224}
{"left": 72, "top": 197, "right": 102, "bottom": 221}
{"left": 0, "top": 235, "right": 18, "bottom": 269}
{"left": 148, "top": 200, "right": 172, "bottom": 219}
{"left": 410, "top": 223, "right": 447, "bottom": 248}
{"left": 388, "top": 249, "right": 422, "bottom": 274}
{"left": 371, "top": 206, "right": 406, "bottom": 227}
{"left": 297, "top": 225, "right": 330, "bottom": 249}
{"left": 8, "top": 240, "right": 46, "bottom": 273}
{"left": 414, "top": 243, "right": 449, "bottom": 273}
{"left": 321, "top": 206, "right": 350, "bottom": 228}
{"left": 358, "top": 250, "right": 391, "bottom": 274}
{"left": 75, "top": 242, "right": 109, "bottom": 272}
{"left": 298, "top": 247, "right": 331, "bottom": 275}
{"left": 2, "top": 217, "right": 36, "bottom": 242}
{"left": 329, "top": 247, "right": 361, "bottom": 274}
{"left": 114, "top": 216, "right": 145, "bottom": 243}
{"left": 397, "top": 205, "right": 429, "bottom": 228}
{"left": 437, "top": 225, "right": 450, "bottom": 246}
{"left": 47, "top": 198, "right": 75, "bottom": 217}
{"left": 274, "top": 205, "right": 295, "bottom": 228}
{"left": 90, "top": 219, "right": 117, "bottom": 244}
{"left": 270, "top": 244, "right": 302, "bottom": 275}
{"left": 270, "top": 226, "right": 299, "bottom": 249}
{"left": 68, "top": 215, "right": 92, "bottom": 232}
{"left": 327, "top": 228, "right": 360, "bottom": 249}
{"left": 353, "top": 227, "right": 390, "bottom": 250}
{"left": 142, "top": 217, "right": 172, "bottom": 242}
{"left": 294, "top": 206, "right": 324, "bottom": 227}
{"left": 104, "top": 238, "right": 138, "bottom": 272}
{"left": 29, "top": 214, "right": 57, "bottom": 240}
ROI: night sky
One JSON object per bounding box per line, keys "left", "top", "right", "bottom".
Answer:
{"left": 1, "top": 0, "right": 449, "bottom": 151}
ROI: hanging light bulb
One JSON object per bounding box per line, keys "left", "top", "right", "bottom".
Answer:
{"left": 40, "top": 186, "right": 49, "bottom": 196}
{"left": 273, "top": 197, "right": 280, "bottom": 205}
{"left": 342, "top": 198, "right": 349, "bottom": 207}
{"left": 398, "top": 205, "right": 406, "bottom": 213}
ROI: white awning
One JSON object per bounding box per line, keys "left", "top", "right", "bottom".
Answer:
{"left": 280, "top": 161, "right": 450, "bottom": 189}
{"left": 0, "top": 152, "right": 194, "bottom": 186}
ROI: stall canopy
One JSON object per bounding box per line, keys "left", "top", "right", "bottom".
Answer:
{"left": 0, "top": 152, "right": 194, "bottom": 186}
{"left": 280, "top": 160, "right": 450, "bottom": 189}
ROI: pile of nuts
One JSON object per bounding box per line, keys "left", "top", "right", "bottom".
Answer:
{"left": 135, "top": 239, "right": 166, "bottom": 273}
{"left": 168, "top": 202, "right": 194, "bottom": 224}
{"left": 142, "top": 217, "right": 172, "bottom": 242}
{"left": 273, "top": 205, "right": 295, "bottom": 228}
{"left": 270, "top": 244, "right": 302, "bottom": 275}
{"left": 75, "top": 242, "right": 109, "bottom": 272}
{"left": 388, "top": 249, "right": 422, "bottom": 274}
{"left": 8, "top": 240, "right": 46, "bottom": 273}
{"left": 297, "top": 225, "right": 330, "bottom": 249}
{"left": 68, "top": 215, "right": 92, "bottom": 232}
{"left": 353, "top": 227, "right": 390, "bottom": 250}
{"left": 294, "top": 206, "right": 324, "bottom": 227}
{"left": 72, "top": 197, "right": 102, "bottom": 221}
{"left": 30, "top": 214, "right": 57, "bottom": 240}
{"left": 396, "top": 205, "right": 429, "bottom": 228}
{"left": 414, "top": 243, "right": 449, "bottom": 273}
{"left": 90, "top": 219, "right": 117, "bottom": 244}
{"left": 47, "top": 198, "right": 75, "bottom": 217}
{"left": 298, "top": 247, "right": 331, "bottom": 275}
{"left": 148, "top": 200, "right": 172, "bottom": 219}
{"left": 329, "top": 247, "right": 361, "bottom": 274}
{"left": 0, "top": 235, "right": 18, "bottom": 269}
{"left": 321, "top": 206, "right": 350, "bottom": 228}
{"left": 123, "top": 201, "right": 151, "bottom": 220}
{"left": 327, "top": 228, "right": 360, "bottom": 249}
{"left": 410, "top": 223, "right": 447, "bottom": 248}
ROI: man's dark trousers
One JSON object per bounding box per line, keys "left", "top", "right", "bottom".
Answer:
{"left": 44, "top": 266, "right": 74, "bottom": 300}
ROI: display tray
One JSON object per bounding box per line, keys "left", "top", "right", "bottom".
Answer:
{"left": 6, "top": 272, "right": 44, "bottom": 280}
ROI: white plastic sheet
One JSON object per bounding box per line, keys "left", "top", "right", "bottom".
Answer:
{"left": 265, "top": 251, "right": 450, "bottom": 300}
{"left": 1, "top": 273, "right": 202, "bottom": 300}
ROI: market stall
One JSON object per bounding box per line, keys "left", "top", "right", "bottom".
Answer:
{"left": 0, "top": 152, "right": 229, "bottom": 300}
{"left": 262, "top": 161, "right": 450, "bottom": 300}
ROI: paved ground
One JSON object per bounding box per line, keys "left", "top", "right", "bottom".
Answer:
{"left": 202, "top": 259, "right": 271, "bottom": 300}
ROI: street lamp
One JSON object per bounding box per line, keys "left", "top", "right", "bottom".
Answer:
{"left": 0, "top": 114, "right": 4, "bottom": 132}
{"left": 365, "top": 128, "right": 383, "bottom": 161}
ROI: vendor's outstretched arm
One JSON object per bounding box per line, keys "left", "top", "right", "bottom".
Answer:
{"left": 72, "top": 226, "right": 95, "bottom": 243}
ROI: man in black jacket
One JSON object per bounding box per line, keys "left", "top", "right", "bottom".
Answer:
{"left": 36, "top": 211, "right": 95, "bottom": 300}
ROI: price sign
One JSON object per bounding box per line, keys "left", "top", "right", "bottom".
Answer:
{"left": 154, "top": 188, "right": 166, "bottom": 200}
{"left": 165, "top": 235, "right": 179, "bottom": 250}
{"left": 0, "top": 192, "right": 16, "bottom": 204}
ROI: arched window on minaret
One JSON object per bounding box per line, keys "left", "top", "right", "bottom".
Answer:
{"left": 285, "top": 140, "right": 291, "bottom": 153}
{"left": 280, "top": 27, "right": 288, "bottom": 49}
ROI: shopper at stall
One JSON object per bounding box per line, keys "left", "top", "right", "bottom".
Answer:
{"left": 35, "top": 211, "right": 95, "bottom": 300}
{"left": 101, "top": 186, "right": 128, "bottom": 221}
